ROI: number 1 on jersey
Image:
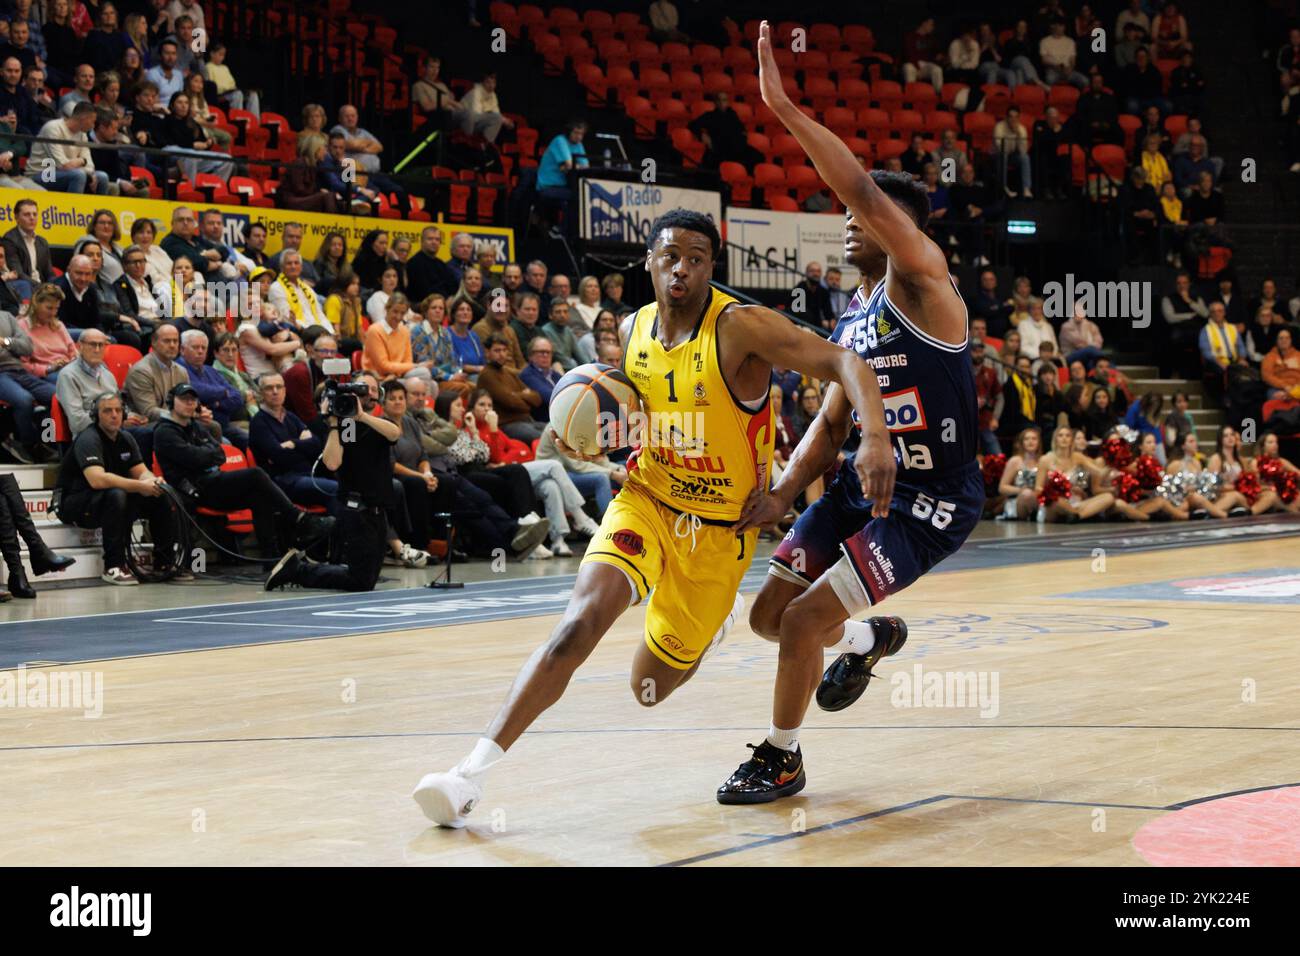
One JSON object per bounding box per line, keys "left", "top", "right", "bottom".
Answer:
{"left": 664, "top": 369, "right": 678, "bottom": 402}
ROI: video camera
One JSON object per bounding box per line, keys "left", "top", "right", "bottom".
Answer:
{"left": 321, "top": 358, "right": 369, "bottom": 419}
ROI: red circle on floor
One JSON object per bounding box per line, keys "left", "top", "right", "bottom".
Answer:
{"left": 1133, "top": 785, "right": 1300, "bottom": 866}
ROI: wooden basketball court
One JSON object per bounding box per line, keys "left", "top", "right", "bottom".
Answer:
{"left": 3, "top": 525, "right": 1299, "bottom": 867}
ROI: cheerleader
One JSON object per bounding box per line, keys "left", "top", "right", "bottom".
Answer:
{"left": 1036, "top": 425, "right": 1115, "bottom": 521}
{"left": 1255, "top": 431, "right": 1300, "bottom": 514}
{"left": 997, "top": 427, "right": 1042, "bottom": 520}
{"left": 1206, "top": 425, "right": 1280, "bottom": 516}
{"left": 1096, "top": 432, "right": 1179, "bottom": 520}
{"left": 1162, "top": 432, "right": 1229, "bottom": 518}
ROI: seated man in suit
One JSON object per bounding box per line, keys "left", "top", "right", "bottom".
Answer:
{"left": 1, "top": 197, "right": 51, "bottom": 284}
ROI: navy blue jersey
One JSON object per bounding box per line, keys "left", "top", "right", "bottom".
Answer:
{"left": 829, "top": 278, "right": 978, "bottom": 480}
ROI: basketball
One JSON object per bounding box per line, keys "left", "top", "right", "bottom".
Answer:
{"left": 548, "top": 363, "right": 641, "bottom": 455}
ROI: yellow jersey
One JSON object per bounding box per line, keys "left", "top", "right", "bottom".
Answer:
{"left": 621, "top": 286, "right": 775, "bottom": 522}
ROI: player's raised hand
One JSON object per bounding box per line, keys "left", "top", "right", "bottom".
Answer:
{"left": 757, "top": 20, "right": 794, "bottom": 114}
{"left": 856, "top": 430, "right": 896, "bottom": 519}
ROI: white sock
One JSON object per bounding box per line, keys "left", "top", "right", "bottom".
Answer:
{"left": 830, "top": 618, "right": 876, "bottom": 655}
{"left": 766, "top": 723, "right": 800, "bottom": 752}
{"left": 455, "top": 737, "right": 504, "bottom": 779}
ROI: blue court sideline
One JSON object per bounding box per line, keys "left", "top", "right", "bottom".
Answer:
{"left": 5, "top": 516, "right": 1298, "bottom": 668}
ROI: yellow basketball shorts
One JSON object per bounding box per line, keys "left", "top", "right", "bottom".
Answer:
{"left": 580, "top": 481, "right": 758, "bottom": 670}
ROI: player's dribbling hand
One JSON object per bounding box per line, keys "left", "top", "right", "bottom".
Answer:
{"left": 731, "top": 487, "right": 790, "bottom": 534}
{"left": 857, "top": 430, "right": 896, "bottom": 518}
{"left": 551, "top": 428, "right": 603, "bottom": 462}
{"left": 756, "top": 20, "right": 793, "bottom": 114}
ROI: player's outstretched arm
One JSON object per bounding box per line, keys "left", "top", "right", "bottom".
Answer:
{"left": 729, "top": 305, "right": 894, "bottom": 517}
{"left": 756, "top": 20, "right": 946, "bottom": 284}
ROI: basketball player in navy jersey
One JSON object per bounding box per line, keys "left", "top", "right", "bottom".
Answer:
{"left": 714, "top": 22, "right": 981, "bottom": 803}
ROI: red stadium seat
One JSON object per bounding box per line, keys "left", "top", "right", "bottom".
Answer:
{"left": 872, "top": 79, "right": 903, "bottom": 112}
{"left": 671, "top": 69, "right": 704, "bottom": 105}
{"left": 476, "top": 187, "right": 499, "bottom": 223}
{"left": 829, "top": 50, "right": 863, "bottom": 82}
{"left": 746, "top": 131, "right": 772, "bottom": 159}
{"left": 874, "top": 139, "right": 907, "bottom": 162}
{"left": 228, "top": 176, "right": 275, "bottom": 207}
{"left": 941, "top": 82, "right": 969, "bottom": 110}
{"left": 104, "top": 345, "right": 141, "bottom": 386}
{"left": 1013, "top": 85, "right": 1047, "bottom": 114}
{"left": 963, "top": 112, "right": 996, "bottom": 151}
{"left": 702, "top": 71, "right": 733, "bottom": 97}
{"left": 1164, "top": 114, "right": 1189, "bottom": 143}
{"left": 785, "top": 164, "right": 822, "bottom": 203}
{"left": 809, "top": 23, "right": 841, "bottom": 50}
{"left": 843, "top": 137, "right": 872, "bottom": 164}
{"left": 770, "top": 133, "right": 806, "bottom": 165}
{"left": 843, "top": 24, "right": 875, "bottom": 55}
{"left": 753, "top": 163, "right": 786, "bottom": 190}
{"left": 670, "top": 127, "right": 705, "bottom": 166}
{"left": 693, "top": 44, "right": 723, "bottom": 70}
{"left": 638, "top": 67, "right": 672, "bottom": 99}
{"left": 798, "top": 50, "right": 831, "bottom": 80}
{"left": 576, "top": 63, "right": 608, "bottom": 106}
{"left": 824, "top": 106, "right": 858, "bottom": 138}
{"left": 768, "top": 194, "right": 799, "bottom": 211}
{"left": 891, "top": 109, "right": 925, "bottom": 138}
{"left": 1117, "top": 114, "right": 1143, "bottom": 153}
{"left": 606, "top": 64, "right": 637, "bottom": 102}
{"left": 1048, "top": 84, "right": 1080, "bottom": 115}
{"left": 732, "top": 73, "right": 760, "bottom": 101}
{"left": 903, "top": 82, "right": 938, "bottom": 112}
{"left": 48, "top": 395, "right": 70, "bottom": 444}
{"left": 804, "top": 76, "right": 838, "bottom": 111}
{"left": 1091, "top": 144, "right": 1127, "bottom": 181}
{"left": 661, "top": 41, "right": 692, "bottom": 71}
{"left": 839, "top": 78, "right": 871, "bottom": 111}
{"left": 448, "top": 183, "right": 471, "bottom": 221}
{"left": 722, "top": 46, "right": 755, "bottom": 74}
{"left": 719, "top": 161, "right": 753, "bottom": 205}
{"left": 130, "top": 165, "right": 163, "bottom": 199}
{"left": 925, "top": 111, "right": 960, "bottom": 136}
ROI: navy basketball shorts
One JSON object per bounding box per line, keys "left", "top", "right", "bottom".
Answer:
{"left": 770, "top": 460, "right": 983, "bottom": 616}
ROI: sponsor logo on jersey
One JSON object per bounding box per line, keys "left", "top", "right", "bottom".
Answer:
{"left": 693, "top": 351, "right": 704, "bottom": 373}
{"left": 649, "top": 447, "right": 727, "bottom": 472}
{"left": 609, "top": 529, "right": 647, "bottom": 557}
{"left": 694, "top": 381, "right": 706, "bottom": 401}
{"left": 881, "top": 386, "right": 927, "bottom": 433}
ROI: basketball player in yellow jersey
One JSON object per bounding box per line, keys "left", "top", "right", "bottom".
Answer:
{"left": 413, "top": 209, "right": 897, "bottom": 828}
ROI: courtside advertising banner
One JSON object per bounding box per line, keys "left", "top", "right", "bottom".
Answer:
{"left": 0, "top": 187, "right": 515, "bottom": 268}
{"left": 724, "top": 206, "right": 860, "bottom": 289}
{"left": 580, "top": 176, "right": 721, "bottom": 243}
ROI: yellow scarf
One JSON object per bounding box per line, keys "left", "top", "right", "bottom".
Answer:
{"left": 277, "top": 274, "right": 327, "bottom": 329}
{"left": 1205, "top": 321, "right": 1238, "bottom": 365}
{"left": 1011, "top": 370, "right": 1036, "bottom": 421}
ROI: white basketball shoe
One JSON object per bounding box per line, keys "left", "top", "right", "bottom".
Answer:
{"left": 705, "top": 592, "right": 745, "bottom": 659}
{"left": 412, "top": 764, "right": 483, "bottom": 829}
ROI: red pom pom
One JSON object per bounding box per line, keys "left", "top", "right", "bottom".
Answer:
{"left": 1236, "top": 471, "right": 1261, "bottom": 505}
{"left": 1101, "top": 437, "right": 1132, "bottom": 469}
{"left": 982, "top": 453, "right": 1007, "bottom": 495}
{"left": 1134, "top": 454, "right": 1163, "bottom": 490}
{"left": 1257, "top": 455, "right": 1284, "bottom": 484}
{"left": 1279, "top": 471, "right": 1298, "bottom": 504}
{"left": 1037, "top": 469, "right": 1071, "bottom": 506}
{"left": 1112, "top": 471, "right": 1142, "bottom": 503}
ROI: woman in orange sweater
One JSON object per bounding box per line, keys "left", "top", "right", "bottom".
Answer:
{"left": 362, "top": 293, "right": 433, "bottom": 380}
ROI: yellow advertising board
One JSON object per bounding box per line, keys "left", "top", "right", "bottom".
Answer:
{"left": 0, "top": 187, "right": 515, "bottom": 267}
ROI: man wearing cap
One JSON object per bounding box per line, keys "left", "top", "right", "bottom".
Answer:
{"left": 153, "top": 381, "right": 335, "bottom": 559}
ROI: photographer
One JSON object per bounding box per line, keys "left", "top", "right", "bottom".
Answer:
{"left": 265, "top": 369, "right": 398, "bottom": 592}
{"left": 55, "top": 391, "right": 182, "bottom": 587}
{"left": 154, "top": 382, "right": 334, "bottom": 558}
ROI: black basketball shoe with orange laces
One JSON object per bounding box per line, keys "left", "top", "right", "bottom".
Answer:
{"left": 716, "top": 741, "right": 806, "bottom": 804}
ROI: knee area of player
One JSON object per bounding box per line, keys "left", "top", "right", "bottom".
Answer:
{"left": 630, "top": 673, "right": 674, "bottom": 707}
